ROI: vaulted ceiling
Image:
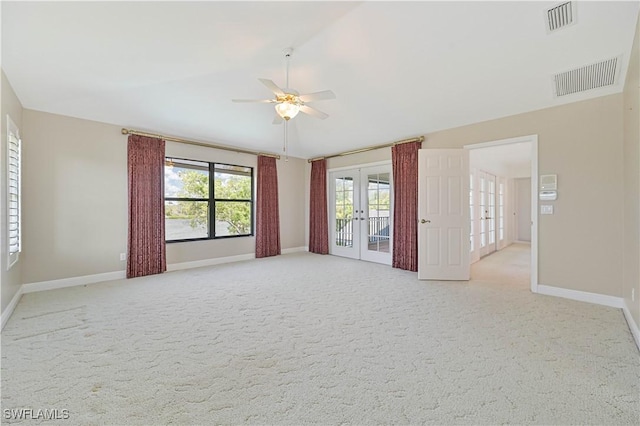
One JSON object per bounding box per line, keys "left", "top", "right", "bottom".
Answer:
{"left": 2, "top": 1, "right": 638, "bottom": 158}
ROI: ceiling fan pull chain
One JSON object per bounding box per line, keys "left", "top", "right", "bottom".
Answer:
{"left": 282, "top": 121, "right": 287, "bottom": 159}
{"left": 283, "top": 121, "right": 289, "bottom": 162}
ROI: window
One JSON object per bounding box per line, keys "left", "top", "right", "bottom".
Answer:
{"left": 164, "top": 158, "right": 253, "bottom": 242}
{"left": 7, "top": 116, "right": 21, "bottom": 268}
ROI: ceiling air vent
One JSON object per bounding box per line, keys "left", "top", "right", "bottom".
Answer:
{"left": 553, "top": 57, "right": 619, "bottom": 97}
{"left": 546, "top": 1, "right": 575, "bottom": 32}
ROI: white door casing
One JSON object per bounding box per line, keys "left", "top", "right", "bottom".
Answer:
{"left": 418, "top": 149, "right": 470, "bottom": 280}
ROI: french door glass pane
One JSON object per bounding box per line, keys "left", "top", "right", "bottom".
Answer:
{"left": 335, "top": 177, "right": 354, "bottom": 247}
{"left": 469, "top": 174, "right": 474, "bottom": 252}
{"left": 366, "top": 173, "right": 390, "bottom": 253}
{"left": 479, "top": 176, "right": 486, "bottom": 247}
{"left": 488, "top": 178, "right": 496, "bottom": 244}
{"left": 498, "top": 182, "right": 505, "bottom": 242}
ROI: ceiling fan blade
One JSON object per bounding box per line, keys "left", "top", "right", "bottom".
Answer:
{"left": 298, "top": 90, "right": 336, "bottom": 103}
{"left": 272, "top": 114, "right": 283, "bottom": 125}
{"left": 300, "top": 105, "right": 329, "bottom": 120}
{"left": 232, "top": 99, "right": 274, "bottom": 103}
{"left": 258, "top": 78, "right": 285, "bottom": 96}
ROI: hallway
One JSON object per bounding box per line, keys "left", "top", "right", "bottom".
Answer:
{"left": 471, "top": 242, "right": 531, "bottom": 288}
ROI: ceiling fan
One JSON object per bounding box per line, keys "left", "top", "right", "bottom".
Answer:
{"left": 232, "top": 48, "right": 336, "bottom": 125}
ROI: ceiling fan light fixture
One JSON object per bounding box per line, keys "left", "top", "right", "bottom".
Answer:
{"left": 275, "top": 101, "right": 300, "bottom": 120}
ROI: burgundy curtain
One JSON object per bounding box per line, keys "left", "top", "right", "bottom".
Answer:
{"left": 127, "top": 135, "right": 166, "bottom": 278}
{"left": 309, "top": 159, "right": 329, "bottom": 254}
{"left": 392, "top": 141, "right": 421, "bottom": 271}
{"left": 255, "top": 155, "right": 281, "bottom": 258}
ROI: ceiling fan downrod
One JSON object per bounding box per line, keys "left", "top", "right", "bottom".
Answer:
{"left": 283, "top": 47, "right": 293, "bottom": 89}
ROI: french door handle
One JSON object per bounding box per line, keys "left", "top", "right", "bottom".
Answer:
{"left": 420, "top": 219, "right": 431, "bottom": 224}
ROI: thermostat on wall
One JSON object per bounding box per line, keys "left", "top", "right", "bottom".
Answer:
{"left": 540, "top": 174, "right": 557, "bottom": 190}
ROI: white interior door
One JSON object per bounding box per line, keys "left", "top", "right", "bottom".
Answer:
{"left": 418, "top": 149, "right": 470, "bottom": 280}
{"left": 329, "top": 165, "right": 392, "bottom": 265}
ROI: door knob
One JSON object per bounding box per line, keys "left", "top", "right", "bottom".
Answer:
{"left": 420, "top": 219, "right": 431, "bottom": 224}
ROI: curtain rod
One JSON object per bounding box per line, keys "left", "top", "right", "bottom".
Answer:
{"left": 307, "top": 136, "right": 425, "bottom": 163}
{"left": 121, "top": 128, "right": 281, "bottom": 160}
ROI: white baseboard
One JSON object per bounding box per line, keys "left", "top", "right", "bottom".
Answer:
{"left": 622, "top": 299, "right": 640, "bottom": 351}
{"left": 167, "top": 253, "right": 255, "bottom": 272}
{"left": 282, "top": 246, "right": 308, "bottom": 254}
{"left": 537, "top": 284, "right": 624, "bottom": 309}
{"left": 1, "top": 286, "right": 24, "bottom": 330}
{"left": 21, "top": 248, "right": 307, "bottom": 294}
{"left": 22, "top": 270, "right": 126, "bottom": 294}
{"left": 167, "top": 247, "right": 309, "bottom": 272}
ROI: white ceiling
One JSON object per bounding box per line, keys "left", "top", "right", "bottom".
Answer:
{"left": 2, "top": 1, "right": 638, "bottom": 159}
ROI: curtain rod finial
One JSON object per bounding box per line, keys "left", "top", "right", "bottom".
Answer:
{"left": 121, "top": 128, "right": 130, "bottom": 135}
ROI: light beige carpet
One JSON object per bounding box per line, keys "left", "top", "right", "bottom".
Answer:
{"left": 2, "top": 245, "right": 639, "bottom": 425}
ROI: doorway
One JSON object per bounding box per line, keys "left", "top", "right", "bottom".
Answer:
{"left": 465, "top": 135, "right": 538, "bottom": 293}
{"left": 329, "top": 164, "right": 393, "bottom": 265}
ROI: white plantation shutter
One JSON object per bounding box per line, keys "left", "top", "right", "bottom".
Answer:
{"left": 7, "top": 116, "right": 21, "bottom": 267}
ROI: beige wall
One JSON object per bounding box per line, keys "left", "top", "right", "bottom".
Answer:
{"left": 22, "top": 110, "right": 128, "bottom": 284}
{"left": 1, "top": 71, "right": 24, "bottom": 312}
{"left": 21, "top": 110, "right": 306, "bottom": 284}
{"left": 310, "top": 93, "right": 625, "bottom": 298}
{"left": 277, "top": 157, "right": 307, "bottom": 250}
{"left": 623, "top": 13, "right": 640, "bottom": 329}
{"left": 515, "top": 178, "right": 532, "bottom": 242}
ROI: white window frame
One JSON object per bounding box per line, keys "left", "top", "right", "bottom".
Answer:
{"left": 7, "top": 115, "right": 21, "bottom": 269}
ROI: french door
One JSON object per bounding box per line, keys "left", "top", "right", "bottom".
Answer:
{"left": 478, "top": 171, "right": 497, "bottom": 258}
{"left": 329, "top": 165, "right": 392, "bottom": 265}
{"left": 470, "top": 170, "right": 507, "bottom": 261}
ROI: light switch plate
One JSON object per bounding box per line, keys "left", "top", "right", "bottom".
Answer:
{"left": 541, "top": 205, "right": 554, "bottom": 215}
